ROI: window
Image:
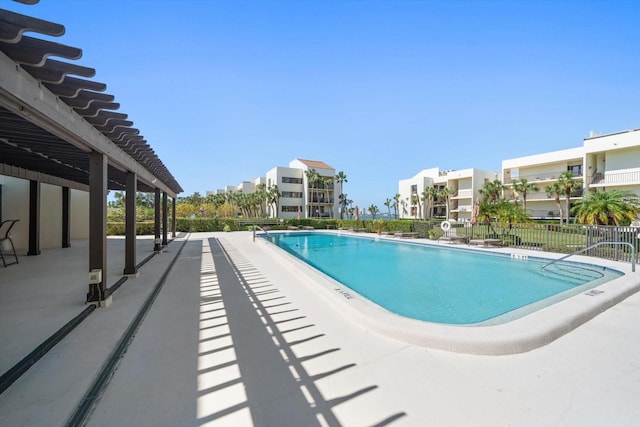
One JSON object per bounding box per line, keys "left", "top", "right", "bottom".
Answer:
{"left": 281, "top": 191, "right": 302, "bottom": 198}
{"left": 567, "top": 165, "right": 582, "bottom": 177}
{"left": 411, "top": 184, "right": 417, "bottom": 194}
{"left": 282, "top": 176, "right": 303, "bottom": 184}
{"left": 281, "top": 205, "right": 302, "bottom": 212}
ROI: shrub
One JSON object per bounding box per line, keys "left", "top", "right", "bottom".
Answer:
{"left": 106, "top": 221, "right": 156, "bottom": 235}
{"left": 428, "top": 228, "right": 443, "bottom": 239}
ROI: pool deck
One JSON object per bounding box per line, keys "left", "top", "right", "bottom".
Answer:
{"left": 1, "top": 231, "right": 639, "bottom": 426}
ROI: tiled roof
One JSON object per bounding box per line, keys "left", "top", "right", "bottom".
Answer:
{"left": 297, "top": 159, "right": 334, "bottom": 170}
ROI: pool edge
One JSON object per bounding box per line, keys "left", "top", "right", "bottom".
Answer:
{"left": 256, "top": 232, "right": 639, "bottom": 355}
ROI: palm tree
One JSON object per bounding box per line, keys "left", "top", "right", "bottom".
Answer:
{"left": 571, "top": 190, "right": 639, "bottom": 226}
{"left": 234, "top": 192, "right": 246, "bottom": 217}
{"left": 477, "top": 199, "right": 493, "bottom": 224}
{"left": 512, "top": 178, "right": 539, "bottom": 212}
{"left": 267, "top": 185, "right": 280, "bottom": 218}
{"left": 545, "top": 182, "right": 564, "bottom": 225}
{"left": 212, "top": 193, "right": 226, "bottom": 209}
{"left": 393, "top": 193, "right": 400, "bottom": 219}
{"left": 225, "top": 191, "right": 241, "bottom": 216}
{"left": 224, "top": 191, "right": 235, "bottom": 206}
{"left": 346, "top": 198, "right": 354, "bottom": 219}
{"left": 110, "top": 191, "right": 125, "bottom": 208}
{"left": 335, "top": 171, "right": 347, "bottom": 218}
{"left": 138, "top": 192, "right": 156, "bottom": 208}
{"left": 322, "top": 175, "right": 334, "bottom": 218}
{"left": 438, "top": 187, "right": 454, "bottom": 220}
{"left": 410, "top": 194, "right": 421, "bottom": 219}
{"left": 339, "top": 193, "right": 349, "bottom": 219}
{"left": 304, "top": 169, "right": 320, "bottom": 217}
{"left": 384, "top": 198, "right": 392, "bottom": 218}
{"left": 479, "top": 179, "right": 504, "bottom": 202}
{"left": 422, "top": 187, "right": 438, "bottom": 219}
{"left": 420, "top": 190, "right": 428, "bottom": 219}
{"left": 254, "top": 183, "right": 268, "bottom": 216}
{"left": 368, "top": 204, "right": 379, "bottom": 219}
{"left": 493, "top": 199, "right": 530, "bottom": 226}
{"left": 556, "top": 172, "right": 582, "bottom": 225}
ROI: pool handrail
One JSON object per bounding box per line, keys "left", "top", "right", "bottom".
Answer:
{"left": 541, "top": 241, "right": 636, "bottom": 272}
{"left": 252, "top": 224, "right": 270, "bottom": 242}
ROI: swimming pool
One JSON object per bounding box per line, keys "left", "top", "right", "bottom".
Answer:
{"left": 265, "top": 232, "right": 623, "bottom": 325}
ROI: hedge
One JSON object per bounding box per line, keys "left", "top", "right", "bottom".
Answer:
{"left": 107, "top": 221, "right": 155, "bottom": 235}
{"left": 106, "top": 218, "right": 438, "bottom": 235}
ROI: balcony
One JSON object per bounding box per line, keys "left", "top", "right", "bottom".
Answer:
{"left": 504, "top": 170, "right": 583, "bottom": 184}
{"left": 528, "top": 209, "right": 561, "bottom": 218}
{"left": 588, "top": 169, "right": 640, "bottom": 187}
{"left": 509, "top": 188, "right": 584, "bottom": 202}
{"left": 524, "top": 190, "right": 561, "bottom": 201}
{"left": 453, "top": 204, "right": 473, "bottom": 213}
{"left": 453, "top": 189, "right": 473, "bottom": 199}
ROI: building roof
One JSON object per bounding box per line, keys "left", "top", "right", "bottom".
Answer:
{"left": 584, "top": 128, "right": 640, "bottom": 141}
{"left": 296, "top": 159, "right": 334, "bottom": 170}
{"left": 501, "top": 147, "right": 584, "bottom": 169}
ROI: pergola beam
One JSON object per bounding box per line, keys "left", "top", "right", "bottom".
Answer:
{"left": 0, "top": 51, "right": 177, "bottom": 198}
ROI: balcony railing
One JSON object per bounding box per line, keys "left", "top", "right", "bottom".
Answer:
{"left": 589, "top": 169, "right": 640, "bottom": 185}
{"left": 512, "top": 190, "right": 550, "bottom": 201}
{"left": 453, "top": 189, "right": 473, "bottom": 198}
{"left": 516, "top": 188, "right": 584, "bottom": 200}
{"left": 453, "top": 204, "right": 473, "bottom": 213}
{"left": 505, "top": 170, "right": 583, "bottom": 184}
{"left": 528, "top": 209, "right": 561, "bottom": 218}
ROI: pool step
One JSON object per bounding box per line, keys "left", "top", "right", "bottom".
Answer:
{"left": 536, "top": 263, "right": 604, "bottom": 285}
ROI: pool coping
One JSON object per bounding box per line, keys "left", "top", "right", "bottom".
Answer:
{"left": 257, "top": 230, "right": 640, "bottom": 355}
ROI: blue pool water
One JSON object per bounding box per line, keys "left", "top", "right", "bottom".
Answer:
{"left": 265, "top": 232, "right": 623, "bottom": 325}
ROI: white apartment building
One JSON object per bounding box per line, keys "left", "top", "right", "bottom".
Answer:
{"left": 502, "top": 128, "right": 640, "bottom": 219}
{"left": 208, "top": 177, "right": 266, "bottom": 197}
{"left": 398, "top": 167, "right": 497, "bottom": 221}
{"left": 266, "top": 159, "right": 338, "bottom": 219}
{"left": 236, "top": 177, "right": 265, "bottom": 194}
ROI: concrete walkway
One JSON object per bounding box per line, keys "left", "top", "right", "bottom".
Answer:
{"left": 0, "top": 236, "right": 159, "bottom": 372}
{"left": 1, "top": 231, "right": 639, "bottom": 426}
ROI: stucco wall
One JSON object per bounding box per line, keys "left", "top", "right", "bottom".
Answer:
{"left": 518, "top": 162, "right": 571, "bottom": 178}
{"left": 584, "top": 129, "right": 639, "bottom": 153}
{"left": 457, "top": 178, "right": 472, "bottom": 191}
{"left": 0, "top": 176, "right": 29, "bottom": 251}
{"left": 1, "top": 176, "right": 90, "bottom": 251}
{"left": 604, "top": 146, "right": 640, "bottom": 171}
{"left": 40, "top": 183, "right": 62, "bottom": 249}
{"left": 71, "top": 189, "right": 89, "bottom": 239}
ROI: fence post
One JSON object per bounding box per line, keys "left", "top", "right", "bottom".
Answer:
{"left": 585, "top": 225, "right": 590, "bottom": 255}
{"left": 545, "top": 224, "right": 549, "bottom": 250}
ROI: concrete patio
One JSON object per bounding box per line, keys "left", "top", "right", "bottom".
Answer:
{"left": 1, "top": 231, "right": 639, "bottom": 426}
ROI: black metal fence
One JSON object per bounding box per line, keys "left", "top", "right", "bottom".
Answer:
{"left": 427, "top": 221, "right": 640, "bottom": 263}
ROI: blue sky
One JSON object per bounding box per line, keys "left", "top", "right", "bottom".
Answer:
{"left": 12, "top": 0, "right": 639, "bottom": 208}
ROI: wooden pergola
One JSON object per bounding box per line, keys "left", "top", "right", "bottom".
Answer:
{"left": 0, "top": 1, "right": 183, "bottom": 306}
